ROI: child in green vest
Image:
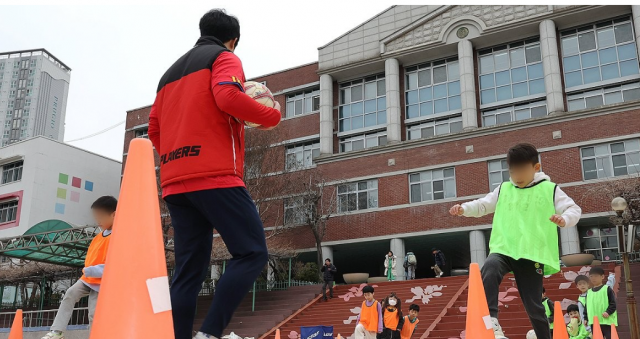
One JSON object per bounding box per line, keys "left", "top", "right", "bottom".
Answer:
{"left": 575, "top": 272, "right": 615, "bottom": 334}
{"left": 450, "top": 143, "right": 582, "bottom": 339}
{"left": 566, "top": 304, "right": 589, "bottom": 339}
{"left": 584, "top": 267, "right": 617, "bottom": 339}
{"left": 542, "top": 287, "right": 554, "bottom": 336}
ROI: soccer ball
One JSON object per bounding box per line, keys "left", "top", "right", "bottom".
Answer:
{"left": 242, "top": 81, "right": 276, "bottom": 128}
{"left": 526, "top": 329, "right": 537, "bottom": 339}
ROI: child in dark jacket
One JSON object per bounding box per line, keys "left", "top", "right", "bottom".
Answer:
{"left": 378, "top": 293, "right": 404, "bottom": 339}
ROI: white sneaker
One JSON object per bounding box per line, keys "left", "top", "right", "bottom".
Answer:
{"left": 41, "top": 332, "right": 64, "bottom": 339}
{"left": 439, "top": 272, "right": 444, "bottom": 277}
{"left": 194, "top": 332, "right": 216, "bottom": 339}
{"left": 491, "top": 318, "right": 508, "bottom": 339}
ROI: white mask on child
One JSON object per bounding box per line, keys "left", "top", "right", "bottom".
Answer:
{"left": 388, "top": 299, "right": 397, "bottom": 306}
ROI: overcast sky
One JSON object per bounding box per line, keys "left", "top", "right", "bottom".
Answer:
{"left": 0, "top": 3, "right": 390, "bottom": 161}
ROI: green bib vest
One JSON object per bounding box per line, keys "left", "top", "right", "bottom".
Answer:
{"left": 578, "top": 295, "right": 586, "bottom": 306}
{"left": 586, "top": 286, "right": 618, "bottom": 326}
{"left": 543, "top": 299, "right": 554, "bottom": 329}
{"left": 490, "top": 180, "right": 560, "bottom": 275}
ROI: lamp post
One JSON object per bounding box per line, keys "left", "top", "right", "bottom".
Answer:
{"left": 611, "top": 196, "right": 639, "bottom": 339}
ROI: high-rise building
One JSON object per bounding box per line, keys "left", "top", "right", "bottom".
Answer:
{"left": 0, "top": 49, "right": 71, "bottom": 146}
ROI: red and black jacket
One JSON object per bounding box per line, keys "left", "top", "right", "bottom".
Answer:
{"left": 150, "top": 37, "right": 246, "bottom": 188}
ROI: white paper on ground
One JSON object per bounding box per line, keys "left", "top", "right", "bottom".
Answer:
{"left": 482, "top": 315, "right": 493, "bottom": 330}
{"left": 146, "top": 276, "right": 172, "bottom": 314}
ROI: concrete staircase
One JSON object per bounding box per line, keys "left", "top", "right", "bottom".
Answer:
{"left": 194, "top": 284, "right": 320, "bottom": 339}
{"left": 615, "top": 262, "right": 640, "bottom": 339}
{"left": 267, "top": 264, "right": 623, "bottom": 339}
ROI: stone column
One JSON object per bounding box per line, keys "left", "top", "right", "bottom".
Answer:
{"left": 319, "top": 74, "right": 334, "bottom": 155}
{"left": 385, "top": 58, "right": 402, "bottom": 143}
{"left": 469, "top": 230, "right": 487, "bottom": 267}
{"left": 560, "top": 226, "right": 581, "bottom": 255}
{"left": 458, "top": 40, "right": 478, "bottom": 130}
{"left": 321, "top": 246, "right": 334, "bottom": 264}
{"left": 539, "top": 19, "right": 565, "bottom": 114}
{"left": 390, "top": 238, "right": 406, "bottom": 281}
{"left": 633, "top": 6, "right": 640, "bottom": 61}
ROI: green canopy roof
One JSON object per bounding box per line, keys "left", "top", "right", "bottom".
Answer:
{"left": 0, "top": 220, "right": 100, "bottom": 267}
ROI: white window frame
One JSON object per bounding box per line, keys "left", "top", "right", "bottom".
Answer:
{"left": 482, "top": 100, "right": 548, "bottom": 127}
{"left": 134, "top": 127, "right": 149, "bottom": 139}
{"left": 580, "top": 139, "right": 640, "bottom": 180}
{"left": 337, "top": 180, "right": 379, "bottom": 213}
{"left": 285, "top": 141, "right": 320, "bottom": 170}
{"left": 339, "top": 131, "right": 387, "bottom": 153}
{"left": 409, "top": 168, "right": 456, "bottom": 203}
{"left": 567, "top": 82, "right": 640, "bottom": 111}
{"left": 406, "top": 115, "right": 462, "bottom": 140}
{"left": 561, "top": 16, "right": 640, "bottom": 93}
{"left": 339, "top": 74, "right": 386, "bottom": 134}
{"left": 404, "top": 57, "right": 461, "bottom": 123}
{"left": 284, "top": 197, "right": 307, "bottom": 225}
{"left": 478, "top": 38, "right": 546, "bottom": 110}
{"left": 0, "top": 200, "right": 19, "bottom": 224}
{"left": 285, "top": 88, "right": 319, "bottom": 118}
{"left": 1, "top": 160, "right": 23, "bottom": 185}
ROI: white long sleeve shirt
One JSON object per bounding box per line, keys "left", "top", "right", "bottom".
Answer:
{"left": 461, "top": 172, "right": 582, "bottom": 227}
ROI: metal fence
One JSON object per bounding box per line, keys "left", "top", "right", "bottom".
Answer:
{"left": 0, "top": 307, "right": 89, "bottom": 329}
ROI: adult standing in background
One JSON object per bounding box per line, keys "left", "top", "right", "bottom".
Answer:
{"left": 431, "top": 248, "right": 446, "bottom": 278}
{"left": 321, "top": 258, "right": 337, "bottom": 301}
{"left": 404, "top": 251, "right": 417, "bottom": 280}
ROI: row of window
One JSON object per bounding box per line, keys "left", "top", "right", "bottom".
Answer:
{"left": 0, "top": 59, "right": 36, "bottom": 70}
{"left": 278, "top": 16, "right": 640, "bottom": 154}
{"left": 1, "top": 161, "right": 23, "bottom": 185}
{"left": 282, "top": 138, "right": 640, "bottom": 223}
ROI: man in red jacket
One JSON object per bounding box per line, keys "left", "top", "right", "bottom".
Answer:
{"left": 148, "top": 9, "right": 281, "bottom": 339}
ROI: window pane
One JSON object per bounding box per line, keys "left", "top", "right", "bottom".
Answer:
{"left": 365, "top": 82, "right": 377, "bottom": 100}
{"left": 377, "top": 97, "right": 386, "bottom": 111}
{"left": 601, "top": 63, "right": 620, "bottom": 81}
{"left": 620, "top": 60, "right": 640, "bottom": 77}
{"left": 368, "top": 190, "right": 378, "bottom": 208}
{"left": 419, "top": 87, "right": 432, "bottom": 101}
{"left": 377, "top": 79, "right": 386, "bottom": 96}
{"left": 610, "top": 142, "right": 625, "bottom": 153}
{"left": 406, "top": 90, "right": 419, "bottom": 105}
{"left": 599, "top": 47, "right": 617, "bottom": 64}
{"left": 515, "top": 108, "right": 529, "bottom": 121}
{"left": 448, "top": 81, "right": 461, "bottom": 96}
{"left": 511, "top": 67, "right": 527, "bottom": 83}
{"left": 583, "top": 159, "right": 598, "bottom": 180}
{"left": 612, "top": 154, "right": 628, "bottom": 176}
{"left": 496, "top": 86, "right": 512, "bottom": 101}
{"left": 443, "top": 168, "right": 455, "bottom": 177}
{"left": 378, "top": 111, "right": 386, "bottom": 124}
{"left": 581, "top": 147, "right": 595, "bottom": 157}
{"left": 433, "top": 180, "right": 444, "bottom": 192}
{"left": 364, "top": 113, "right": 377, "bottom": 127}
{"left": 512, "top": 82, "right": 528, "bottom": 98}
{"left": 407, "top": 73, "right": 417, "bottom": 91}
{"left": 481, "top": 89, "right": 496, "bottom": 104}
{"left": 419, "top": 102, "right": 433, "bottom": 116}
{"left": 497, "top": 112, "right": 511, "bottom": 124}
{"left": 525, "top": 45, "right": 541, "bottom": 63}
{"left": 529, "top": 79, "right": 545, "bottom": 95}
{"left": 434, "top": 99, "right": 448, "bottom": 113}
{"left": 418, "top": 70, "right": 431, "bottom": 87}
{"left": 352, "top": 85, "right": 363, "bottom": 102}
{"left": 352, "top": 102, "right": 363, "bottom": 115}
{"left": 614, "top": 23, "right": 633, "bottom": 44}
{"left": 286, "top": 101, "right": 295, "bottom": 117}
{"left": 410, "top": 184, "right": 421, "bottom": 203}
{"left": 565, "top": 71, "right": 583, "bottom": 88}
{"left": 578, "top": 31, "right": 596, "bottom": 52}
{"left": 562, "top": 36, "right": 579, "bottom": 56}
{"left": 444, "top": 178, "right": 456, "bottom": 198}
{"left": 597, "top": 27, "right": 615, "bottom": 48}
{"left": 528, "top": 63, "right": 543, "bottom": 79}
{"left": 494, "top": 52, "right": 509, "bottom": 71}
{"left": 510, "top": 48, "right": 526, "bottom": 67}
{"left": 364, "top": 99, "right": 377, "bottom": 113}
{"left": 433, "top": 66, "right": 447, "bottom": 83}
{"left": 623, "top": 88, "right": 640, "bottom": 101}
{"left": 449, "top": 96, "right": 461, "bottom": 111}
{"left": 618, "top": 43, "right": 637, "bottom": 61}
{"left": 480, "top": 55, "right": 494, "bottom": 73}
{"left": 450, "top": 121, "right": 462, "bottom": 133}
{"left": 295, "top": 100, "right": 303, "bottom": 115}
{"left": 341, "top": 89, "right": 350, "bottom": 104}
{"left": 433, "top": 84, "right": 447, "bottom": 99}
{"left": 339, "top": 105, "right": 351, "bottom": 118}
{"left": 358, "top": 192, "right": 368, "bottom": 210}
{"left": 531, "top": 105, "right": 547, "bottom": 118}
{"left": 583, "top": 67, "right": 601, "bottom": 84}
{"left": 585, "top": 95, "right": 604, "bottom": 108}
{"left": 480, "top": 74, "right": 495, "bottom": 89}
{"left": 407, "top": 104, "right": 420, "bottom": 119}
{"left": 448, "top": 62, "right": 460, "bottom": 80}
{"left": 605, "top": 91, "right": 623, "bottom": 105}
{"left": 495, "top": 71, "right": 510, "bottom": 87}
{"left": 352, "top": 139, "right": 364, "bottom": 150}
{"left": 351, "top": 116, "right": 364, "bottom": 130}
{"left": 581, "top": 51, "right": 599, "bottom": 68}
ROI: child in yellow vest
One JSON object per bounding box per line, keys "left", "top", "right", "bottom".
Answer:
{"left": 42, "top": 196, "right": 117, "bottom": 339}
{"left": 355, "top": 285, "right": 383, "bottom": 339}
{"left": 584, "top": 267, "right": 617, "bottom": 339}
{"left": 542, "top": 287, "right": 554, "bottom": 336}
{"left": 378, "top": 293, "right": 404, "bottom": 339}
{"left": 400, "top": 304, "right": 420, "bottom": 339}
{"left": 450, "top": 143, "right": 582, "bottom": 339}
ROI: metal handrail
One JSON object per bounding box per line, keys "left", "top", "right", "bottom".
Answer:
{"left": 0, "top": 307, "right": 89, "bottom": 329}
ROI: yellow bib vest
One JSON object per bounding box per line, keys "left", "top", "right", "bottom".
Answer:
{"left": 491, "top": 180, "right": 560, "bottom": 275}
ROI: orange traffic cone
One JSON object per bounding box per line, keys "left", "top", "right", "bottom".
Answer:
{"left": 610, "top": 324, "right": 619, "bottom": 339}
{"left": 592, "top": 316, "right": 603, "bottom": 339}
{"left": 552, "top": 301, "right": 568, "bottom": 339}
{"left": 276, "top": 329, "right": 281, "bottom": 339}
{"left": 464, "top": 263, "right": 494, "bottom": 339}
{"left": 89, "top": 138, "right": 173, "bottom": 339}
{"left": 8, "top": 309, "right": 22, "bottom": 339}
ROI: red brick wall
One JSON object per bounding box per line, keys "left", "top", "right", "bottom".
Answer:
{"left": 249, "top": 63, "right": 318, "bottom": 93}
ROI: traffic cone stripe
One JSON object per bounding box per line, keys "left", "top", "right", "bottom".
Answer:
{"left": 482, "top": 315, "right": 492, "bottom": 330}
{"left": 146, "top": 276, "right": 172, "bottom": 314}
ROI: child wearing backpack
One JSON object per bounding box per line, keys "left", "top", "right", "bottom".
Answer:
{"left": 405, "top": 252, "right": 417, "bottom": 280}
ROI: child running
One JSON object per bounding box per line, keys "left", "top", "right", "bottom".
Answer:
{"left": 584, "top": 267, "right": 617, "bottom": 339}
{"left": 449, "top": 143, "right": 582, "bottom": 339}
{"left": 400, "top": 304, "right": 420, "bottom": 339}
{"left": 41, "top": 196, "right": 117, "bottom": 339}
{"left": 355, "top": 285, "right": 383, "bottom": 339}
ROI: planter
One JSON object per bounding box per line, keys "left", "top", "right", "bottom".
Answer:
{"left": 451, "top": 268, "right": 469, "bottom": 276}
{"left": 367, "top": 277, "right": 388, "bottom": 283}
{"left": 561, "top": 253, "right": 594, "bottom": 267}
{"left": 592, "top": 260, "right": 602, "bottom": 266}
{"left": 343, "top": 273, "right": 369, "bottom": 284}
